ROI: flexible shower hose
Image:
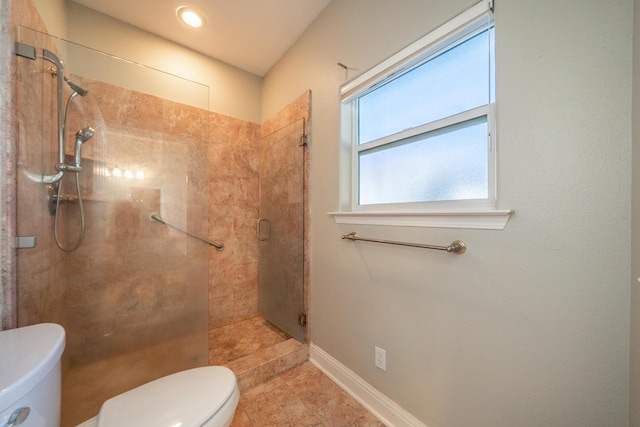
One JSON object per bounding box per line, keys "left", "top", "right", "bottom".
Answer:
{"left": 53, "top": 170, "right": 85, "bottom": 252}
{"left": 53, "top": 91, "right": 86, "bottom": 252}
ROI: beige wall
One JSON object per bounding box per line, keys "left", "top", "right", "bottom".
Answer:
{"left": 264, "top": 0, "right": 633, "bottom": 425}
{"left": 31, "top": 0, "right": 262, "bottom": 123}
{"left": 31, "top": 0, "right": 66, "bottom": 38}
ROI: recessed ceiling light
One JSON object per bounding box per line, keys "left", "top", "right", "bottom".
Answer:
{"left": 177, "top": 6, "right": 206, "bottom": 29}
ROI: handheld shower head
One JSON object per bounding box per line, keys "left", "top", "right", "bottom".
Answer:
{"left": 76, "top": 127, "right": 94, "bottom": 144}
{"left": 74, "top": 127, "right": 94, "bottom": 168}
{"left": 64, "top": 77, "right": 88, "bottom": 97}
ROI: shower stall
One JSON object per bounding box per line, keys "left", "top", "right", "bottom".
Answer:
{"left": 12, "top": 7, "right": 310, "bottom": 425}
{"left": 15, "top": 27, "right": 212, "bottom": 426}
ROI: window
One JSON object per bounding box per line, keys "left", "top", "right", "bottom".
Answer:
{"left": 334, "top": 0, "right": 511, "bottom": 229}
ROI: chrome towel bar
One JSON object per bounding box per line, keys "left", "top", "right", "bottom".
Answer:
{"left": 149, "top": 212, "right": 224, "bottom": 250}
{"left": 341, "top": 232, "right": 466, "bottom": 255}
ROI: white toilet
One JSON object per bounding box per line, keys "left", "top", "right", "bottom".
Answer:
{"left": 0, "top": 323, "right": 65, "bottom": 427}
{"left": 0, "top": 324, "right": 240, "bottom": 427}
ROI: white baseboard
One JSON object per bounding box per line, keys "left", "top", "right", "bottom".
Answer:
{"left": 309, "top": 343, "right": 427, "bottom": 427}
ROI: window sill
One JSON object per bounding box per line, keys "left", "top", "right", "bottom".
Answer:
{"left": 329, "top": 210, "right": 513, "bottom": 230}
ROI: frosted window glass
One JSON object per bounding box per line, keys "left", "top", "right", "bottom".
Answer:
{"left": 359, "top": 118, "right": 488, "bottom": 205}
{"left": 358, "top": 29, "right": 494, "bottom": 144}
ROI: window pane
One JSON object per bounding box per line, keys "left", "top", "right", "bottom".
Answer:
{"left": 358, "top": 29, "right": 493, "bottom": 144}
{"left": 358, "top": 117, "right": 488, "bottom": 205}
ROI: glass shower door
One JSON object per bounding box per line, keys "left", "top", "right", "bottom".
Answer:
{"left": 258, "top": 119, "right": 305, "bottom": 342}
{"left": 15, "top": 27, "right": 211, "bottom": 427}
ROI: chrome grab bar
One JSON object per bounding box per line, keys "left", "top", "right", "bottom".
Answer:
{"left": 341, "top": 232, "right": 466, "bottom": 255}
{"left": 148, "top": 213, "right": 224, "bottom": 250}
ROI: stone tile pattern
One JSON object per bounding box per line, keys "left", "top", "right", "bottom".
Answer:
{"left": 209, "top": 316, "right": 289, "bottom": 365}
{"left": 2, "top": 0, "right": 56, "bottom": 329}
{"left": 260, "top": 91, "right": 312, "bottom": 342}
{"left": 13, "top": 0, "right": 263, "bottom": 362}
{"left": 258, "top": 117, "right": 305, "bottom": 338}
{"left": 8, "top": 0, "right": 266, "bottom": 351}
{"left": 208, "top": 91, "right": 311, "bottom": 336}
{"left": 231, "top": 362, "right": 386, "bottom": 427}
{"left": 229, "top": 338, "right": 309, "bottom": 392}
{"left": 210, "top": 316, "right": 309, "bottom": 392}
{"left": 7, "top": 1, "right": 211, "bottom": 421}
{"left": 208, "top": 112, "right": 261, "bottom": 329}
{"left": 46, "top": 78, "right": 214, "bottom": 426}
{"left": 15, "top": 70, "right": 214, "bottom": 366}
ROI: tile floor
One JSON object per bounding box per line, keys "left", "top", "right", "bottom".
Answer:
{"left": 231, "top": 361, "right": 386, "bottom": 427}
{"left": 209, "top": 316, "right": 289, "bottom": 365}
{"left": 208, "top": 316, "right": 386, "bottom": 426}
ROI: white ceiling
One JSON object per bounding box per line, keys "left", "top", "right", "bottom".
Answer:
{"left": 71, "top": 0, "right": 331, "bottom": 76}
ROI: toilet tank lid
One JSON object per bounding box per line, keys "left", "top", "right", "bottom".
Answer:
{"left": 0, "top": 323, "right": 65, "bottom": 411}
{"left": 97, "top": 366, "right": 238, "bottom": 427}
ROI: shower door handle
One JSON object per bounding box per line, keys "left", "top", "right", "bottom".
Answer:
{"left": 257, "top": 218, "right": 271, "bottom": 241}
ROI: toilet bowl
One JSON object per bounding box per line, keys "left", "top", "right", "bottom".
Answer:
{"left": 77, "top": 366, "right": 240, "bottom": 427}
{"left": 0, "top": 323, "right": 239, "bottom": 427}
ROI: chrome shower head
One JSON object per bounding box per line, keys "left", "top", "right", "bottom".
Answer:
{"left": 64, "top": 77, "right": 88, "bottom": 97}
{"left": 76, "top": 127, "right": 94, "bottom": 144}
{"left": 74, "top": 127, "right": 94, "bottom": 168}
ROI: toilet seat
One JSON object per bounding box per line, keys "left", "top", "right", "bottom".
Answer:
{"left": 92, "top": 366, "right": 237, "bottom": 427}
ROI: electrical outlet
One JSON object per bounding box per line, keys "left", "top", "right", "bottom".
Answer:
{"left": 375, "top": 346, "right": 386, "bottom": 371}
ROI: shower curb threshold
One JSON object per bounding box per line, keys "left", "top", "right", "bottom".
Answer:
{"left": 224, "top": 338, "right": 309, "bottom": 391}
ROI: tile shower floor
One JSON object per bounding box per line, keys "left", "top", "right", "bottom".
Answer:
{"left": 211, "top": 316, "right": 386, "bottom": 427}
{"left": 209, "top": 316, "right": 290, "bottom": 365}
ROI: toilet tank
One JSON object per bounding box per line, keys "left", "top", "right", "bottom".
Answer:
{"left": 0, "top": 323, "right": 65, "bottom": 427}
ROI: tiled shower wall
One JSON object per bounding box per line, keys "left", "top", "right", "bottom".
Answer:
{"left": 3, "top": 0, "right": 58, "bottom": 329}
{"left": 208, "top": 113, "right": 261, "bottom": 328}
{"left": 260, "top": 91, "right": 311, "bottom": 342}
{"left": 7, "top": 0, "right": 264, "bottom": 354}
{"left": 207, "top": 91, "right": 311, "bottom": 334}
{"left": 4, "top": 0, "right": 310, "bottom": 346}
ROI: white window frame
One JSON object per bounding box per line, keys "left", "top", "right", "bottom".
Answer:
{"left": 330, "top": 0, "right": 512, "bottom": 230}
